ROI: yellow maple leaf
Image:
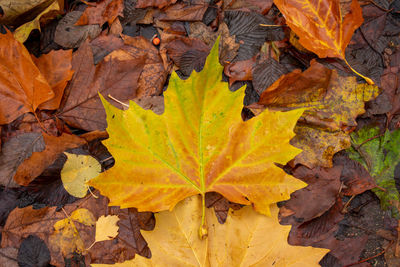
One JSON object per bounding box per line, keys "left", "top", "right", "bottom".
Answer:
{"left": 91, "top": 195, "right": 329, "bottom": 267}
{"left": 89, "top": 38, "right": 305, "bottom": 217}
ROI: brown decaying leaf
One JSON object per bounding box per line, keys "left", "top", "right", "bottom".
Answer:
{"left": 135, "top": 0, "right": 177, "bottom": 9}
{"left": 57, "top": 39, "right": 144, "bottom": 131}
{"left": 157, "top": 0, "right": 208, "bottom": 21}
{"left": 164, "top": 36, "right": 210, "bottom": 76}
{"left": 224, "top": 56, "right": 257, "bottom": 86}
{"left": 273, "top": 0, "right": 363, "bottom": 60}
{"left": 224, "top": 0, "right": 274, "bottom": 14}
{"left": 279, "top": 165, "right": 342, "bottom": 226}
{"left": 0, "top": 247, "right": 18, "bottom": 267}
{"left": 0, "top": 31, "right": 54, "bottom": 124}
{"left": 32, "top": 50, "right": 74, "bottom": 110}
{"left": 121, "top": 35, "right": 167, "bottom": 99}
{"left": 205, "top": 192, "right": 242, "bottom": 224}
{"left": 14, "top": 133, "right": 86, "bottom": 186}
{"left": 1, "top": 194, "right": 154, "bottom": 266}
{"left": 75, "top": 0, "right": 124, "bottom": 26}
{"left": 0, "top": 132, "right": 45, "bottom": 188}
{"left": 257, "top": 60, "right": 378, "bottom": 168}
{"left": 54, "top": 11, "right": 102, "bottom": 49}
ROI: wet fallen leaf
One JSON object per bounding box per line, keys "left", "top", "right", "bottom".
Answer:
{"left": 89, "top": 39, "right": 306, "bottom": 216}
{"left": 14, "top": 133, "right": 86, "bottom": 186}
{"left": 348, "top": 125, "right": 400, "bottom": 217}
{"left": 92, "top": 195, "right": 329, "bottom": 267}
{"left": 13, "top": 0, "right": 60, "bottom": 43}
{"left": 32, "top": 49, "right": 74, "bottom": 110}
{"left": 76, "top": 0, "right": 124, "bottom": 26}
{"left": 224, "top": 56, "right": 256, "bottom": 86}
{"left": 61, "top": 153, "right": 101, "bottom": 198}
{"left": 0, "top": 132, "right": 45, "bottom": 188}
{"left": 95, "top": 215, "right": 120, "bottom": 242}
{"left": 0, "top": 30, "right": 54, "bottom": 124}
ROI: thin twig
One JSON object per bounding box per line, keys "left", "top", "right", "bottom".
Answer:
{"left": 108, "top": 94, "right": 129, "bottom": 108}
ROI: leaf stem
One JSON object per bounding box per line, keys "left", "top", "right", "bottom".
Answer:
{"left": 344, "top": 58, "right": 374, "bottom": 85}
{"left": 199, "top": 193, "right": 208, "bottom": 239}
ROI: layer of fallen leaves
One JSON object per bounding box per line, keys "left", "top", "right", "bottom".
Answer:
{"left": 0, "top": 0, "right": 398, "bottom": 265}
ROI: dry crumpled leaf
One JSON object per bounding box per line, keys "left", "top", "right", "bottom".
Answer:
{"left": 0, "top": 132, "right": 45, "bottom": 188}
{"left": 76, "top": 0, "right": 124, "bottom": 26}
{"left": 1, "top": 194, "right": 154, "bottom": 266}
{"left": 92, "top": 195, "right": 329, "bottom": 267}
{"left": 0, "top": 30, "right": 54, "bottom": 124}
{"left": 14, "top": 133, "right": 86, "bottom": 186}
{"left": 13, "top": 0, "right": 60, "bottom": 43}
{"left": 257, "top": 60, "right": 379, "bottom": 168}
{"left": 95, "top": 215, "right": 120, "bottom": 243}
{"left": 89, "top": 39, "right": 306, "bottom": 216}
{"left": 32, "top": 49, "right": 74, "bottom": 110}
{"left": 61, "top": 153, "right": 101, "bottom": 198}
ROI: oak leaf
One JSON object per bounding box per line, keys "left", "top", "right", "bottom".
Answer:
{"left": 89, "top": 39, "right": 306, "bottom": 216}
{"left": 0, "top": 31, "right": 54, "bottom": 124}
{"left": 92, "top": 195, "right": 329, "bottom": 267}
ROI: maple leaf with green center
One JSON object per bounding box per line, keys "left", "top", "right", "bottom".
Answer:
{"left": 89, "top": 39, "right": 305, "bottom": 219}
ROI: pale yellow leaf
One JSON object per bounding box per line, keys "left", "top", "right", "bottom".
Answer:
{"left": 95, "top": 215, "right": 120, "bottom": 243}
{"left": 61, "top": 152, "right": 101, "bottom": 198}
{"left": 92, "top": 195, "right": 329, "bottom": 267}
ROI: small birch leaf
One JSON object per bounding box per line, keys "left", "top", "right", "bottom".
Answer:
{"left": 61, "top": 153, "right": 101, "bottom": 198}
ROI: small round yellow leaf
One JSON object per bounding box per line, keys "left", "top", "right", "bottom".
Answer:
{"left": 61, "top": 152, "right": 101, "bottom": 198}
